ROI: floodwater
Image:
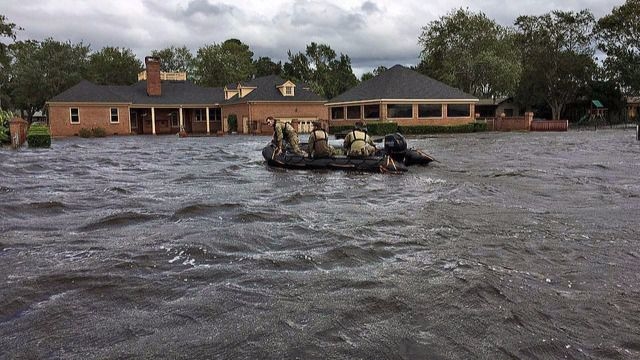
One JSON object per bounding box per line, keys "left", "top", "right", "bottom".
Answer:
{"left": 1, "top": 129, "right": 639, "bottom": 359}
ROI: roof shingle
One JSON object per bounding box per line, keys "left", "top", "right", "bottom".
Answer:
{"left": 327, "top": 65, "right": 477, "bottom": 104}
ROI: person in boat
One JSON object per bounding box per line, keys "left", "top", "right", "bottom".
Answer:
{"left": 343, "top": 121, "right": 376, "bottom": 157}
{"left": 266, "top": 116, "right": 305, "bottom": 156}
{"left": 307, "top": 121, "right": 335, "bottom": 158}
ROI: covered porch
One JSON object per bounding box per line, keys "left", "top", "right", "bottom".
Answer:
{"left": 129, "top": 106, "right": 223, "bottom": 135}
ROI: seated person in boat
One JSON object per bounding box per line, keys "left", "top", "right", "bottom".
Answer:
{"left": 343, "top": 121, "right": 376, "bottom": 157}
{"left": 266, "top": 116, "right": 305, "bottom": 156}
{"left": 307, "top": 121, "right": 335, "bottom": 158}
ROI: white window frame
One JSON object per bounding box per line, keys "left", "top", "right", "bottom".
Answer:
{"left": 194, "top": 109, "right": 204, "bottom": 122}
{"left": 171, "top": 113, "right": 179, "bottom": 128}
{"left": 131, "top": 111, "right": 138, "bottom": 129}
{"left": 285, "top": 86, "right": 293, "bottom": 96}
{"left": 70, "top": 108, "right": 80, "bottom": 124}
{"left": 110, "top": 108, "right": 119, "bottom": 123}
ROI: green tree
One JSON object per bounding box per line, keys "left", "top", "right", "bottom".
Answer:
{"left": 595, "top": 0, "right": 640, "bottom": 95}
{"left": 194, "top": 39, "right": 255, "bottom": 87}
{"left": 1, "top": 15, "right": 21, "bottom": 109}
{"left": 418, "top": 8, "right": 521, "bottom": 98}
{"left": 515, "top": 10, "right": 597, "bottom": 120}
{"left": 283, "top": 42, "right": 357, "bottom": 99}
{"left": 253, "top": 56, "right": 282, "bottom": 77}
{"left": 151, "top": 45, "right": 195, "bottom": 79}
{"left": 87, "top": 47, "right": 142, "bottom": 85}
{"left": 360, "top": 66, "right": 388, "bottom": 82}
{"left": 9, "top": 38, "right": 89, "bottom": 122}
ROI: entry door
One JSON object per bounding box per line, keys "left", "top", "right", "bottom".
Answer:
{"left": 242, "top": 116, "right": 249, "bottom": 134}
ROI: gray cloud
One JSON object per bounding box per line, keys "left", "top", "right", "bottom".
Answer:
{"left": 1, "top": 0, "right": 624, "bottom": 77}
{"left": 181, "top": 0, "right": 237, "bottom": 17}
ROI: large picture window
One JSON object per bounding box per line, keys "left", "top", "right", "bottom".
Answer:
{"left": 363, "top": 105, "right": 379, "bottom": 119}
{"left": 447, "top": 104, "right": 471, "bottom": 117}
{"left": 331, "top": 107, "right": 344, "bottom": 120}
{"left": 110, "top": 108, "right": 119, "bottom": 123}
{"left": 418, "top": 104, "right": 442, "bottom": 118}
{"left": 346, "top": 106, "right": 361, "bottom": 120}
{"left": 70, "top": 108, "right": 80, "bottom": 124}
{"left": 387, "top": 104, "right": 412, "bottom": 118}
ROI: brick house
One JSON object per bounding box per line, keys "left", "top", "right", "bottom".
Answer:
{"left": 222, "top": 76, "right": 327, "bottom": 135}
{"left": 325, "top": 65, "right": 478, "bottom": 127}
{"left": 47, "top": 57, "right": 327, "bottom": 137}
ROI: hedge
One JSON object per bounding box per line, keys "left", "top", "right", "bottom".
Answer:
{"left": 78, "top": 127, "right": 106, "bottom": 138}
{"left": 27, "top": 123, "right": 51, "bottom": 148}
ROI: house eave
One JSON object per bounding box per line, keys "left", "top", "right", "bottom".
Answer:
{"left": 325, "top": 98, "right": 479, "bottom": 106}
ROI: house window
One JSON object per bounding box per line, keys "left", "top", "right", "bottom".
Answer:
{"left": 285, "top": 86, "right": 293, "bottom": 96}
{"left": 418, "top": 104, "right": 442, "bottom": 118}
{"left": 131, "top": 112, "right": 138, "bottom": 129}
{"left": 70, "top": 108, "right": 80, "bottom": 124}
{"left": 363, "top": 105, "right": 379, "bottom": 119}
{"left": 331, "top": 107, "right": 344, "bottom": 120}
{"left": 387, "top": 104, "right": 412, "bottom": 118}
{"left": 447, "top": 104, "right": 471, "bottom": 117}
{"left": 347, "top": 106, "right": 361, "bottom": 119}
{"left": 171, "top": 113, "right": 179, "bottom": 127}
{"left": 208, "top": 108, "right": 221, "bottom": 121}
{"left": 194, "top": 109, "right": 204, "bottom": 122}
{"left": 110, "top": 108, "right": 119, "bottom": 123}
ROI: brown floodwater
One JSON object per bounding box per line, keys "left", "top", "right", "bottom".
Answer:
{"left": 1, "top": 129, "right": 639, "bottom": 359}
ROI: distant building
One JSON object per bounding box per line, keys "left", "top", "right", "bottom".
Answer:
{"left": 325, "top": 65, "right": 478, "bottom": 127}
{"left": 475, "top": 97, "right": 521, "bottom": 118}
{"left": 46, "top": 57, "right": 327, "bottom": 137}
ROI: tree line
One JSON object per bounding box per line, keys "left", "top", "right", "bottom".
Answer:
{"left": 1, "top": 0, "right": 638, "bottom": 122}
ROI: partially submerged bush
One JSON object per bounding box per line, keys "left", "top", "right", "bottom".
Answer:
{"left": 78, "top": 128, "right": 92, "bottom": 138}
{"left": 91, "top": 127, "right": 106, "bottom": 137}
{"left": 27, "top": 123, "right": 51, "bottom": 148}
{"left": 79, "top": 127, "right": 107, "bottom": 138}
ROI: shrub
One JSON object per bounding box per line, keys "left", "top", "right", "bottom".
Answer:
{"left": 399, "top": 123, "right": 487, "bottom": 134}
{"left": 78, "top": 128, "right": 92, "bottom": 138}
{"left": 0, "top": 110, "right": 13, "bottom": 144}
{"left": 91, "top": 127, "right": 106, "bottom": 137}
{"left": 27, "top": 123, "right": 51, "bottom": 148}
{"left": 330, "top": 121, "right": 487, "bottom": 136}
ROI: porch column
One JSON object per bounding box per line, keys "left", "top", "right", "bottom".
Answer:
{"left": 151, "top": 107, "right": 156, "bottom": 135}
{"left": 206, "top": 107, "right": 210, "bottom": 134}
{"left": 179, "top": 107, "right": 184, "bottom": 132}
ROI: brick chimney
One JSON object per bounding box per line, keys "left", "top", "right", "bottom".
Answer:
{"left": 145, "top": 56, "right": 161, "bottom": 96}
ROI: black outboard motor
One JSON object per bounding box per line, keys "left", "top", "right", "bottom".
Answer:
{"left": 384, "top": 133, "right": 408, "bottom": 161}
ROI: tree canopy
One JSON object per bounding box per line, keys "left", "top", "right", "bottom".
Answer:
{"left": 194, "top": 39, "right": 255, "bottom": 87}
{"left": 595, "top": 0, "right": 640, "bottom": 95}
{"left": 418, "top": 8, "right": 521, "bottom": 99}
{"left": 514, "top": 10, "right": 596, "bottom": 120}
{"left": 284, "top": 42, "right": 357, "bottom": 99}
{"left": 9, "top": 38, "right": 89, "bottom": 121}
{"left": 151, "top": 45, "right": 195, "bottom": 78}
{"left": 87, "top": 47, "right": 142, "bottom": 85}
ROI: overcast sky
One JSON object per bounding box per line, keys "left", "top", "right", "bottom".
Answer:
{"left": 2, "top": 0, "right": 625, "bottom": 76}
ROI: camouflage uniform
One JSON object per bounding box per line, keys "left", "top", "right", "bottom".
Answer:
{"left": 307, "top": 127, "right": 334, "bottom": 158}
{"left": 273, "top": 120, "right": 305, "bottom": 156}
{"left": 343, "top": 129, "right": 376, "bottom": 157}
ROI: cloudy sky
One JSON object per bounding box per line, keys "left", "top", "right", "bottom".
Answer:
{"left": 2, "top": 0, "right": 625, "bottom": 76}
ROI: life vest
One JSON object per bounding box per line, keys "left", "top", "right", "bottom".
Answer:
{"left": 348, "top": 130, "right": 368, "bottom": 150}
